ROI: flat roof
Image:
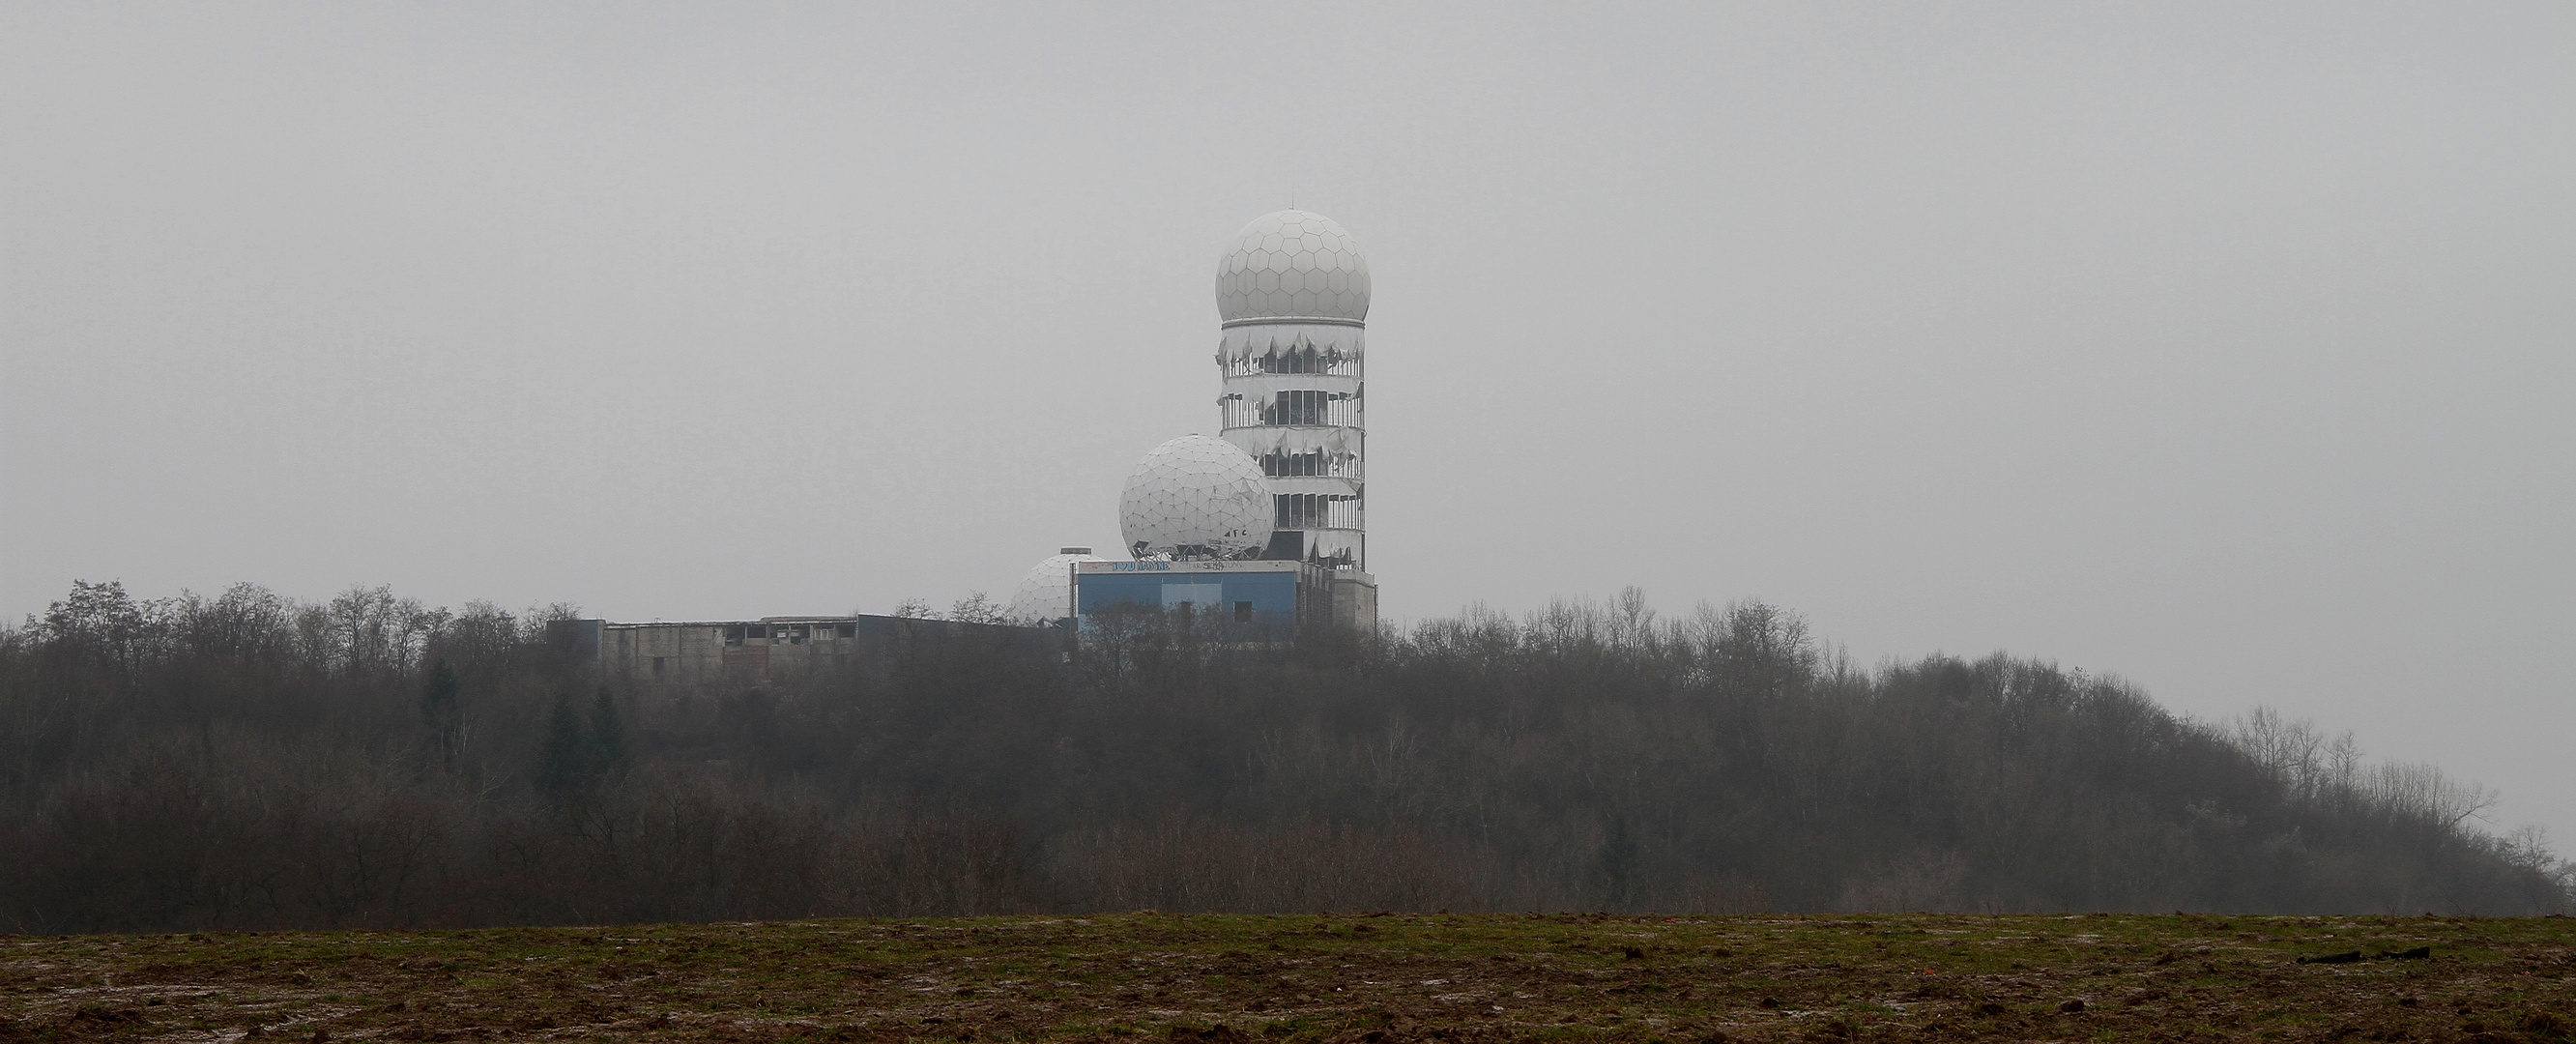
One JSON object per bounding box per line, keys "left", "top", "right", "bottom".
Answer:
{"left": 1075, "top": 560, "right": 1310, "bottom": 574}
{"left": 591, "top": 616, "right": 935, "bottom": 628}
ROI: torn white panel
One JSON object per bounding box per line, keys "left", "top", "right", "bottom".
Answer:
{"left": 1217, "top": 325, "right": 1363, "bottom": 368}
{"left": 1221, "top": 427, "right": 1365, "bottom": 482}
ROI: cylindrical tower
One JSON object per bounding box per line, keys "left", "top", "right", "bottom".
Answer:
{"left": 1213, "top": 210, "right": 1370, "bottom": 568}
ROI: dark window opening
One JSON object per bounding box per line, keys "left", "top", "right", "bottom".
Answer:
{"left": 651, "top": 655, "right": 667, "bottom": 675}
{"left": 724, "top": 625, "right": 745, "bottom": 647}
{"left": 1234, "top": 601, "right": 1255, "bottom": 624}
{"left": 1275, "top": 492, "right": 1358, "bottom": 530}
{"left": 789, "top": 624, "right": 809, "bottom": 645}
{"left": 1261, "top": 450, "right": 1328, "bottom": 477}
{"left": 1261, "top": 390, "right": 1321, "bottom": 425}
{"left": 836, "top": 622, "right": 857, "bottom": 639}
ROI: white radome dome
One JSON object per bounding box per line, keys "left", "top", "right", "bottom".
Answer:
{"left": 1215, "top": 210, "right": 1371, "bottom": 323}
{"left": 1119, "top": 435, "right": 1274, "bottom": 560}
{"left": 1008, "top": 549, "right": 1110, "bottom": 623}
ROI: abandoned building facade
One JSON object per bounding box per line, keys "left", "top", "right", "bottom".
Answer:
{"left": 559, "top": 615, "right": 1035, "bottom": 682}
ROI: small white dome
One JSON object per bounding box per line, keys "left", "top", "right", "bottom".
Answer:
{"left": 1215, "top": 210, "right": 1371, "bottom": 323}
{"left": 1008, "top": 550, "right": 1110, "bottom": 623}
{"left": 1119, "top": 435, "right": 1273, "bottom": 560}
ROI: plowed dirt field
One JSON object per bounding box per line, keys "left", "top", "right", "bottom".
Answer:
{"left": 4, "top": 914, "right": 2571, "bottom": 1042}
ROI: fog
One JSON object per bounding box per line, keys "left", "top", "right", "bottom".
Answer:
{"left": 5, "top": 5, "right": 2569, "bottom": 845}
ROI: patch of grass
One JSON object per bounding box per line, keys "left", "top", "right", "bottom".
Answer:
{"left": 0, "top": 914, "right": 2569, "bottom": 1041}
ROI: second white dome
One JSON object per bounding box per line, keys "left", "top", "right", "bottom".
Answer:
{"left": 1118, "top": 435, "right": 1274, "bottom": 560}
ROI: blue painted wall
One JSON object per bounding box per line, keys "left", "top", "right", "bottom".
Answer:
{"left": 1076, "top": 571, "right": 1301, "bottom": 624}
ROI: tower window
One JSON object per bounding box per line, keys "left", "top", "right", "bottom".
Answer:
{"left": 1265, "top": 390, "right": 1329, "bottom": 425}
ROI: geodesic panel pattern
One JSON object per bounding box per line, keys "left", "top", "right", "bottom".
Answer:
{"left": 1007, "top": 551, "right": 1108, "bottom": 623}
{"left": 1118, "top": 435, "right": 1274, "bottom": 560}
{"left": 1215, "top": 210, "right": 1371, "bottom": 323}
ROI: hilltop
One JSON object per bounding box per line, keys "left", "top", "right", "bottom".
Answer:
{"left": 3, "top": 582, "right": 2568, "bottom": 933}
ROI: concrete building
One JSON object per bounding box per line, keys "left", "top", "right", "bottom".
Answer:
{"left": 562, "top": 614, "right": 1038, "bottom": 682}
{"left": 576, "top": 211, "right": 1385, "bottom": 665}
{"left": 1073, "top": 560, "right": 1337, "bottom": 638}
{"left": 1208, "top": 210, "right": 1380, "bottom": 628}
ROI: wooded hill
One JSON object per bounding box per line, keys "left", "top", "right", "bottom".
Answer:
{"left": 2, "top": 581, "right": 2565, "bottom": 933}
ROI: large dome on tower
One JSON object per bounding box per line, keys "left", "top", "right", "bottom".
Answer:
{"left": 1215, "top": 210, "right": 1371, "bottom": 323}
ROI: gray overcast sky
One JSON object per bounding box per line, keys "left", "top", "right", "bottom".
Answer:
{"left": 6, "top": 4, "right": 2571, "bottom": 844}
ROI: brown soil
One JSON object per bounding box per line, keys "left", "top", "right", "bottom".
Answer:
{"left": 2, "top": 913, "right": 2570, "bottom": 1042}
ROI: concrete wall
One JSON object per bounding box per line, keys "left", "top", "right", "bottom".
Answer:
{"left": 1331, "top": 571, "right": 1378, "bottom": 633}
{"left": 584, "top": 615, "right": 1049, "bottom": 683}
{"left": 1073, "top": 560, "right": 1338, "bottom": 639}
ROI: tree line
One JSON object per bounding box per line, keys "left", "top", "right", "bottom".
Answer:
{"left": 1, "top": 580, "right": 2565, "bottom": 934}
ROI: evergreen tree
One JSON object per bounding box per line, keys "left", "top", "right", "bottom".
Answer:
{"left": 1600, "top": 813, "right": 1638, "bottom": 908}
{"left": 535, "top": 692, "right": 586, "bottom": 796}
{"left": 587, "top": 686, "right": 630, "bottom": 780}
{"left": 420, "top": 660, "right": 461, "bottom": 775}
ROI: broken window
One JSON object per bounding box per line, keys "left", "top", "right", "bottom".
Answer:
{"left": 724, "top": 625, "right": 744, "bottom": 647}
{"left": 1264, "top": 390, "right": 1330, "bottom": 426}
{"left": 837, "top": 622, "right": 857, "bottom": 639}
{"left": 1234, "top": 601, "right": 1254, "bottom": 624}
{"left": 1260, "top": 450, "right": 1332, "bottom": 478}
